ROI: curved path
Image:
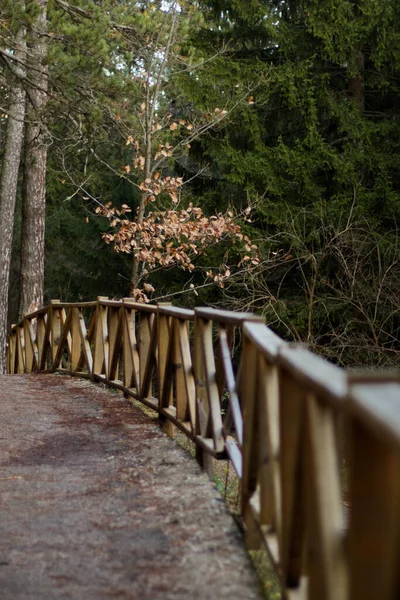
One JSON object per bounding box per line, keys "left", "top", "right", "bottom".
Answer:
{"left": 0, "top": 374, "right": 262, "bottom": 599}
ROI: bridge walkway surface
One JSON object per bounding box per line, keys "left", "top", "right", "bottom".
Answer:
{"left": 0, "top": 374, "right": 262, "bottom": 600}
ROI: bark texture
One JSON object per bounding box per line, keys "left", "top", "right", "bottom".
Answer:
{"left": 20, "top": 0, "right": 48, "bottom": 317}
{"left": 0, "top": 28, "right": 27, "bottom": 373}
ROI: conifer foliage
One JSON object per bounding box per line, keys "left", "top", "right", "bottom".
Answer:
{"left": 1, "top": 0, "right": 400, "bottom": 370}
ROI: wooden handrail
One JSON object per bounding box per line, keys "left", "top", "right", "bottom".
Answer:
{"left": 6, "top": 298, "right": 400, "bottom": 600}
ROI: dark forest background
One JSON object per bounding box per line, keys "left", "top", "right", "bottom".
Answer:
{"left": 1, "top": 0, "right": 400, "bottom": 369}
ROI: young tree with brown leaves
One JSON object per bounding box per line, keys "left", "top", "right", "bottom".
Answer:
{"left": 89, "top": 1, "right": 260, "bottom": 300}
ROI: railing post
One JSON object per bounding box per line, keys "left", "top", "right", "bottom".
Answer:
{"left": 76, "top": 307, "right": 93, "bottom": 373}
{"left": 7, "top": 327, "right": 17, "bottom": 374}
{"left": 305, "top": 393, "right": 348, "bottom": 600}
{"left": 36, "top": 313, "right": 46, "bottom": 371}
{"left": 15, "top": 323, "right": 25, "bottom": 374}
{"left": 279, "top": 372, "right": 307, "bottom": 589}
{"left": 240, "top": 333, "right": 261, "bottom": 550}
{"left": 174, "top": 317, "right": 195, "bottom": 428}
{"left": 23, "top": 317, "right": 34, "bottom": 373}
{"left": 157, "top": 303, "right": 174, "bottom": 438}
{"left": 122, "top": 298, "right": 140, "bottom": 392}
{"left": 193, "top": 314, "right": 213, "bottom": 478}
{"left": 70, "top": 308, "right": 81, "bottom": 372}
{"left": 108, "top": 303, "right": 122, "bottom": 382}
{"left": 93, "top": 296, "right": 109, "bottom": 378}
{"left": 139, "top": 312, "right": 153, "bottom": 396}
{"left": 49, "top": 299, "right": 61, "bottom": 368}
{"left": 347, "top": 386, "right": 400, "bottom": 600}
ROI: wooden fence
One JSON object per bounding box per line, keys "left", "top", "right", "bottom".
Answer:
{"left": 6, "top": 297, "right": 400, "bottom": 600}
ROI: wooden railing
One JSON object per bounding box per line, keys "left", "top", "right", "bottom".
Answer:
{"left": 6, "top": 297, "right": 400, "bottom": 600}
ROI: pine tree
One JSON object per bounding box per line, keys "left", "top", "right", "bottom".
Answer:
{"left": 194, "top": 0, "right": 400, "bottom": 365}
{"left": 20, "top": 0, "right": 49, "bottom": 316}
{"left": 0, "top": 5, "right": 26, "bottom": 373}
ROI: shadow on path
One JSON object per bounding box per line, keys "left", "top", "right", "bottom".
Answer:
{"left": 0, "top": 374, "right": 262, "bottom": 599}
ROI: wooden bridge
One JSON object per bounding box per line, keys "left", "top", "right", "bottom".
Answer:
{"left": 5, "top": 298, "right": 400, "bottom": 600}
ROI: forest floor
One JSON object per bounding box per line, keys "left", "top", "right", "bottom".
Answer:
{"left": 0, "top": 373, "right": 263, "bottom": 600}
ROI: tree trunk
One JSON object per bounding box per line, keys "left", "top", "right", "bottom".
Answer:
{"left": 0, "top": 28, "right": 27, "bottom": 373}
{"left": 348, "top": 48, "right": 364, "bottom": 114}
{"left": 129, "top": 119, "right": 152, "bottom": 298}
{"left": 20, "top": 0, "right": 48, "bottom": 317}
{"left": 129, "top": 11, "right": 178, "bottom": 299}
{"left": 129, "top": 189, "right": 147, "bottom": 298}
{"left": 348, "top": 2, "right": 364, "bottom": 114}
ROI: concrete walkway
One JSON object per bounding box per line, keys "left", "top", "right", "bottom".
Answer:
{"left": 0, "top": 374, "right": 262, "bottom": 599}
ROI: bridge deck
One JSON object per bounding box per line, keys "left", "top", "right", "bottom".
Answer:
{"left": 0, "top": 374, "right": 261, "bottom": 600}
